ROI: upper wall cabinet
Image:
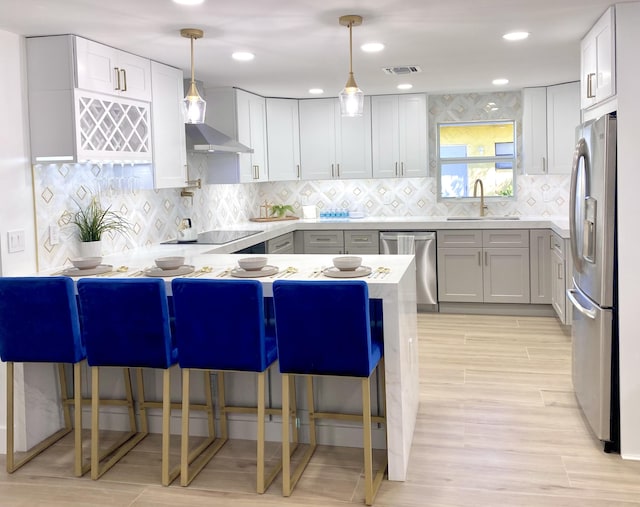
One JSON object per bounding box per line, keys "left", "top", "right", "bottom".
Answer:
{"left": 205, "top": 88, "right": 269, "bottom": 182}
{"left": 371, "top": 94, "right": 428, "bottom": 178}
{"left": 75, "top": 37, "right": 152, "bottom": 102}
{"left": 26, "top": 35, "right": 152, "bottom": 164}
{"left": 266, "top": 98, "right": 300, "bottom": 181}
{"left": 580, "top": 6, "right": 616, "bottom": 110}
{"left": 150, "top": 61, "right": 187, "bottom": 189}
{"left": 298, "top": 97, "right": 372, "bottom": 181}
{"left": 522, "top": 82, "right": 580, "bottom": 175}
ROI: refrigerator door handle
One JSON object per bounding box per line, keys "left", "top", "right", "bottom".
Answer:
{"left": 567, "top": 288, "right": 597, "bottom": 320}
{"left": 569, "top": 138, "right": 591, "bottom": 273}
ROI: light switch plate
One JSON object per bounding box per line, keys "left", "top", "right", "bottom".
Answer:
{"left": 8, "top": 230, "right": 25, "bottom": 253}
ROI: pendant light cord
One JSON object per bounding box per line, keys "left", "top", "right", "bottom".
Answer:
{"left": 348, "top": 21, "right": 353, "bottom": 74}
{"left": 190, "top": 36, "right": 196, "bottom": 85}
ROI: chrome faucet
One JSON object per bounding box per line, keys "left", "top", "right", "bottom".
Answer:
{"left": 473, "top": 178, "right": 487, "bottom": 217}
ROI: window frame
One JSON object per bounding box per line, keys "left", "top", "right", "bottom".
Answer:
{"left": 437, "top": 120, "right": 517, "bottom": 201}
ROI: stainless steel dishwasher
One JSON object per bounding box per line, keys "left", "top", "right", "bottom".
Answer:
{"left": 379, "top": 231, "right": 438, "bottom": 311}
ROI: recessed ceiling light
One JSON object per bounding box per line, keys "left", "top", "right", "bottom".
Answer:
{"left": 232, "top": 51, "right": 255, "bottom": 61}
{"left": 397, "top": 83, "right": 413, "bottom": 90}
{"left": 172, "top": 0, "right": 204, "bottom": 5}
{"left": 309, "top": 88, "right": 324, "bottom": 95}
{"left": 361, "top": 42, "right": 385, "bottom": 53}
{"left": 503, "top": 31, "right": 529, "bottom": 41}
{"left": 492, "top": 78, "right": 509, "bottom": 86}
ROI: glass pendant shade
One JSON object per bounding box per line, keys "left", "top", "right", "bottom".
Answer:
{"left": 183, "top": 82, "right": 206, "bottom": 124}
{"left": 339, "top": 73, "right": 364, "bottom": 117}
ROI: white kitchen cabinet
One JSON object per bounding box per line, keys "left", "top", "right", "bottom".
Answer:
{"left": 75, "top": 36, "right": 151, "bottom": 102}
{"left": 26, "top": 35, "right": 152, "bottom": 164}
{"left": 437, "top": 229, "right": 530, "bottom": 303}
{"left": 530, "top": 230, "right": 552, "bottom": 304}
{"left": 580, "top": 6, "right": 616, "bottom": 110}
{"left": 344, "top": 230, "right": 379, "bottom": 254}
{"left": 266, "top": 98, "right": 300, "bottom": 181}
{"left": 267, "top": 232, "right": 295, "bottom": 254}
{"left": 204, "top": 88, "right": 269, "bottom": 182}
{"left": 522, "top": 82, "right": 580, "bottom": 175}
{"left": 371, "top": 94, "right": 427, "bottom": 178}
{"left": 298, "top": 97, "right": 372, "bottom": 180}
{"left": 150, "top": 61, "right": 187, "bottom": 189}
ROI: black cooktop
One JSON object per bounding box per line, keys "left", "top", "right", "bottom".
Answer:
{"left": 162, "top": 230, "right": 262, "bottom": 245}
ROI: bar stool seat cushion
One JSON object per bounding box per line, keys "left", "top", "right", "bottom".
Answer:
{"left": 0, "top": 277, "right": 85, "bottom": 364}
{"left": 273, "top": 280, "right": 381, "bottom": 378}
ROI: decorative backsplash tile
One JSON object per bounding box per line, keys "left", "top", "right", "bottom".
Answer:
{"left": 33, "top": 90, "right": 570, "bottom": 270}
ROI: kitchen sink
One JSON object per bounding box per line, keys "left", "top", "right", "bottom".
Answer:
{"left": 446, "top": 216, "right": 520, "bottom": 221}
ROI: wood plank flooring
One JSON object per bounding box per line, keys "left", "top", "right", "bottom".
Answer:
{"left": 2, "top": 313, "right": 640, "bottom": 506}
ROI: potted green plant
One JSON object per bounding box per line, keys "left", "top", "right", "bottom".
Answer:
{"left": 71, "top": 196, "right": 131, "bottom": 256}
{"left": 269, "top": 204, "right": 295, "bottom": 219}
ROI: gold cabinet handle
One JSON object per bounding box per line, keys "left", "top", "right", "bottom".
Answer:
{"left": 114, "top": 67, "right": 121, "bottom": 91}
{"left": 586, "top": 73, "right": 596, "bottom": 98}
{"left": 120, "top": 68, "right": 127, "bottom": 92}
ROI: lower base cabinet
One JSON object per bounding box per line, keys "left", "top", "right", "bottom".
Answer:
{"left": 437, "top": 230, "right": 530, "bottom": 304}
{"left": 550, "top": 231, "right": 572, "bottom": 324}
{"left": 302, "top": 230, "right": 379, "bottom": 255}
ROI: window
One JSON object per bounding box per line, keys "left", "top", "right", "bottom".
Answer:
{"left": 438, "top": 121, "right": 516, "bottom": 199}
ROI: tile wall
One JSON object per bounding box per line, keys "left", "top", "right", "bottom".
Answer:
{"left": 33, "top": 91, "right": 570, "bottom": 270}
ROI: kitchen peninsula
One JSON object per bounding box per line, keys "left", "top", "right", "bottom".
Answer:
{"left": 30, "top": 252, "right": 418, "bottom": 482}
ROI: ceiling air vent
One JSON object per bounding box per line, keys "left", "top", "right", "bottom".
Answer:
{"left": 382, "top": 66, "right": 422, "bottom": 75}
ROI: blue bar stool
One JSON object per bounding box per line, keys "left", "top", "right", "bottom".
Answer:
{"left": 171, "top": 278, "right": 295, "bottom": 492}
{"left": 77, "top": 278, "right": 179, "bottom": 485}
{"left": 272, "top": 280, "right": 387, "bottom": 506}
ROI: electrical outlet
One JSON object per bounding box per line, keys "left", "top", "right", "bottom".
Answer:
{"left": 8, "top": 230, "right": 25, "bottom": 253}
{"left": 49, "top": 225, "right": 60, "bottom": 246}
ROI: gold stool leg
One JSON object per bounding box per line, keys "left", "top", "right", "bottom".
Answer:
{"left": 180, "top": 368, "right": 191, "bottom": 486}
{"left": 256, "top": 370, "right": 266, "bottom": 493}
{"left": 281, "top": 372, "right": 291, "bottom": 497}
{"left": 6, "top": 362, "right": 15, "bottom": 473}
{"left": 73, "top": 361, "right": 85, "bottom": 476}
{"left": 91, "top": 366, "right": 100, "bottom": 480}
{"left": 362, "top": 376, "right": 374, "bottom": 505}
{"left": 161, "top": 368, "right": 172, "bottom": 486}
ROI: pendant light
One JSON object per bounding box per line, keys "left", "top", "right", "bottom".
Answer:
{"left": 338, "top": 15, "right": 364, "bottom": 117}
{"left": 180, "top": 28, "right": 207, "bottom": 124}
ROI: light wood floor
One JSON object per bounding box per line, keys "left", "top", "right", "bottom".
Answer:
{"left": 2, "top": 313, "right": 640, "bottom": 506}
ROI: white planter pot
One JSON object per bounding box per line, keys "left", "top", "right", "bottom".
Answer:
{"left": 78, "top": 240, "right": 102, "bottom": 258}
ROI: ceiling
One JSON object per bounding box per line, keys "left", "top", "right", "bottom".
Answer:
{"left": 0, "top": 0, "right": 615, "bottom": 99}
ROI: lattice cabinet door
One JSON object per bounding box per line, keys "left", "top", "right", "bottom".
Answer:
{"left": 74, "top": 90, "right": 152, "bottom": 162}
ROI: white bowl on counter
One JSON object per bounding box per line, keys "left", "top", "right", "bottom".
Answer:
{"left": 70, "top": 257, "right": 103, "bottom": 270}
{"left": 238, "top": 256, "right": 268, "bottom": 271}
{"left": 155, "top": 256, "right": 185, "bottom": 270}
{"left": 332, "top": 256, "right": 362, "bottom": 271}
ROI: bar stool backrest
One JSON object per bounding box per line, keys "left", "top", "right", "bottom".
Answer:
{"left": 171, "top": 278, "right": 274, "bottom": 372}
{"left": 272, "top": 280, "right": 381, "bottom": 378}
{"left": 0, "top": 277, "right": 84, "bottom": 364}
{"left": 77, "top": 278, "right": 176, "bottom": 368}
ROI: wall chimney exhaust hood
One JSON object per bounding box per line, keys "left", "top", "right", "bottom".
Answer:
{"left": 185, "top": 123, "right": 253, "bottom": 154}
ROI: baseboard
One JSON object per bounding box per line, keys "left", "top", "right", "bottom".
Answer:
{"left": 438, "top": 302, "right": 557, "bottom": 317}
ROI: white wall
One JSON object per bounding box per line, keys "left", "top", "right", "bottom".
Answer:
{"left": 614, "top": 1, "right": 640, "bottom": 460}
{"left": 0, "top": 29, "right": 38, "bottom": 454}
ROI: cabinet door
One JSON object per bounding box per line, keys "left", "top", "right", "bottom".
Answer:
{"left": 266, "top": 98, "right": 301, "bottom": 181}
{"left": 530, "top": 230, "right": 552, "bottom": 304}
{"left": 483, "top": 247, "right": 531, "bottom": 303}
{"left": 371, "top": 95, "right": 400, "bottom": 178}
{"left": 345, "top": 230, "right": 379, "bottom": 254}
{"left": 336, "top": 97, "right": 372, "bottom": 179}
{"left": 150, "top": 61, "right": 187, "bottom": 189}
{"left": 267, "top": 232, "right": 295, "bottom": 254}
{"left": 437, "top": 247, "right": 484, "bottom": 302}
{"left": 522, "top": 87, "right": 548, "bottom": 174}
{"left": 546, "top": 82, "right": 580, "bottom": 174}
{"left": 551, "top": 247, "right": 567, "bottom": 323}
{"left": 236, "top": 90, "right": 268, "bottom": 182}
{"left": 398, "top": 94, "right": 428, "bottom": 177}
{"left": 581, "top": 6, "right": 616, "bottom": 109}
{"left": 299, "top": 99, "right": 336, "bottom": 180}
{"left": 75, "top": 37, "right": 117, "bottom": 95}
{"left": 117, "top": 50, "right": 152, "bottom": 102}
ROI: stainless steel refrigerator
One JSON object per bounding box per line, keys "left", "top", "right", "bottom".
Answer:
{"left": 567, "top": 113, "right": 619, "bottom": 452}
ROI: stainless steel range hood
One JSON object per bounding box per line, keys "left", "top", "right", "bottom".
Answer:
{"left": 185, "top": 123, "right": 253, "bottom": 154}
